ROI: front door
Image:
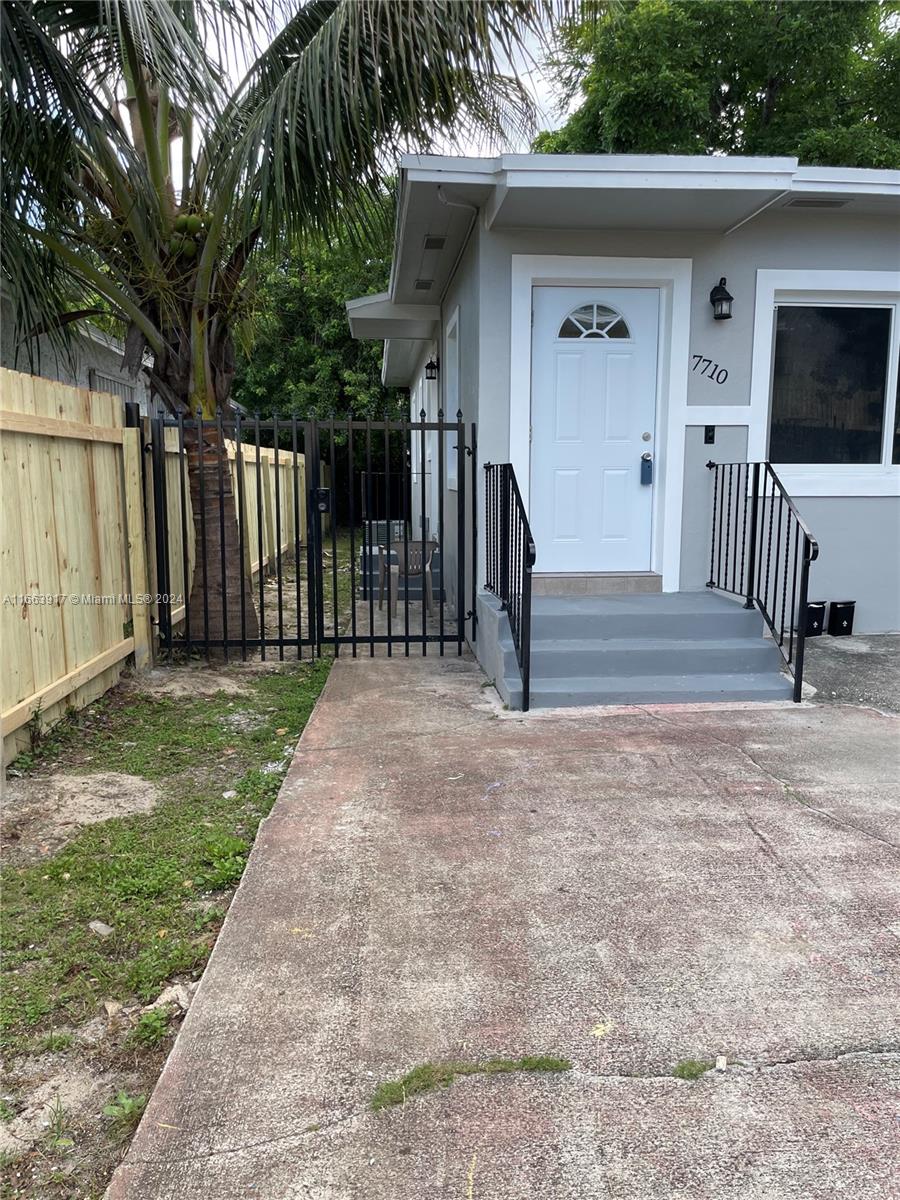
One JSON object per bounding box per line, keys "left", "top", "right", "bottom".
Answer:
{"left": 530, "top": 286, "right": 660, "bottom": 572}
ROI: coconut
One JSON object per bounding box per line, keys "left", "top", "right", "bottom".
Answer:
{"left": 180, "top": 239, "right": 198, "bottom": 260}
{"left": 185, "top": 214, "right": 203, "bottom": 236}
{"left": 174, "top": 214, "right": 189, "bottom": 233}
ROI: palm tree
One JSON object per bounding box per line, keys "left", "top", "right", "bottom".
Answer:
{"left": 2, "top": 0, "right": 545, "bottom": 646}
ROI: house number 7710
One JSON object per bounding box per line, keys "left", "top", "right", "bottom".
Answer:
{"left": 691, "top": 355, "right": 728, "bottom": 384}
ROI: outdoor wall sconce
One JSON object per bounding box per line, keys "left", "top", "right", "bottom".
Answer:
{"left": 425, "top": 358, "right": 439, "bottom": 380}
{"left": 709, "top": 277, "right": 734, "bottom": 320}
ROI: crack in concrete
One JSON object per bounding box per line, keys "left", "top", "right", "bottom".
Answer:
{"left": 122, "top": 1105, "right": 368, "bottom": 1168}
{"left": 638, "top": 707, "right": 900, "bottom": 853}
{"left": 119, "top": 1048, "right": 900, "bottom": 1168}
{"left": 743, "top": 815, "right": 784, "bottom": 868}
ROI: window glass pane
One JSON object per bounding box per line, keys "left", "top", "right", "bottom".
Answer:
{"left": 770, "top": 306, "right": 891, "bottom": 464}
{"left": 557, "top": 304, "right": 631, "bottom": 340}
{"left": 893, "top": 352, "right": 900, "bottom": 464}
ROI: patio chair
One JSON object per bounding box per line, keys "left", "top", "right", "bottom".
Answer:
{"left": 378, "top": 540, "right": 437, "bottom": 616}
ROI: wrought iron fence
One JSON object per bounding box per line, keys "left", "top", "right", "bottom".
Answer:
{"left": 147, "top": 412, "right": 475, "bottom": 661}
{"left": 484, "top": 462, "right": 535, "bottom": 710}
{"left": 707, "top": 460, "right": 819, "bottom": 702}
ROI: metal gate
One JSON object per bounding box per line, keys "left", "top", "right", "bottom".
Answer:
{"left": 147, "top": 411, "right": 476, "bottom": 660}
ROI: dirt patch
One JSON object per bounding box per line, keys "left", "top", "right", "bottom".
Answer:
{"left": 0, "top": 1059, "right": 104, "bottom": 1156}
{"left": 2, "top": 773, "right": 163, "bottom": 863}
{"left": 1, "top": 1014, "right": 173, "bottom": 1196}
{"left": 123, "top": 665, "right": 253, "bottom": 698}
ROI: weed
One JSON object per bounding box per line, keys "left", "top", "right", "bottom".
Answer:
{"left": 672, "top": 1058, "right": 713, "bottom": 1081}
{"left": 26, "top": 702, "right": 43, "bottom": 754}
{"left": 371, "top": 1055, "right": 572, "bottom": 1111}
{"left": 103, "top": 1090, "right": 146, "bottom": 1139}
{"left": 0, "top": 1098, "right": 14, "bottom": 1121}
{"left": 31, "top": 1030, "right": 74, "bottom": 1053}
{"left": 127, "top": 1008, "right": 170, "bottom": 1049}
{"left": 44, "top": 1095, "right": 74, "bottom": 1153}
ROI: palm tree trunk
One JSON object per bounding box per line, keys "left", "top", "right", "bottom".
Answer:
{"left": 184, "top": 420, "right": 259, "bottom": 653}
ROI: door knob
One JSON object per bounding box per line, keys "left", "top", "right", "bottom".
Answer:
{"left": 640, "top": 452, "right": 653, "bottom": 485}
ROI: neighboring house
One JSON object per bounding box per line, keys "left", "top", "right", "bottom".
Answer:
{"left": 348, "top": 153, "right": 900, "bottom": 707}
{"left": 1, "top": 291, "right": 154, "bottom": 414}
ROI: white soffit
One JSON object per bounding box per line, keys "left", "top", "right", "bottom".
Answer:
{"left": 382, "top": 339, "right": 423, "bottom": 387}
{"left": 345, "top": 292, "right": 439, "bottom": 341}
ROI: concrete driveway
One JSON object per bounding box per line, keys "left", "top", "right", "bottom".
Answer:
{"left": 108, "top": 656, "right": 900, "bottom": 1199}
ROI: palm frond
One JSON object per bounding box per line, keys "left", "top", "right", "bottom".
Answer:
{"left": 202, "top": 0, "right": 551, "bottom": 249}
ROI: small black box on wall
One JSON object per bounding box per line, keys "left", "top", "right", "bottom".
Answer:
{"left": 804, "top": 602, "right": 826, "bottom": 636}
{"left": 827, "top": 601, "right": 855, "bottom": 637}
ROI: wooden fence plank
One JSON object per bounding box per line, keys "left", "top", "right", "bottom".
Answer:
{"left": 0, "top": 410, "right": 124, "bottom": 443}
{"left": 2, "top": 638, "right": 135, "bottom": 736}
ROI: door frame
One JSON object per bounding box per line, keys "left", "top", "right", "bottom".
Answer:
{"left": 510, "top": 255, "right": 692, "bottom": 591}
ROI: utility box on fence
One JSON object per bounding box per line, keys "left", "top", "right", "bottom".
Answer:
{"left": 827, "top": 601, "right": 856, "bottom": 637}
{"left": 804, "top": 602, "right": 826, "bottom": 637}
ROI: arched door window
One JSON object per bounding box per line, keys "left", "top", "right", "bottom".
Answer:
{"left": 558, "top": 303, "right": 631, "bottom": 340}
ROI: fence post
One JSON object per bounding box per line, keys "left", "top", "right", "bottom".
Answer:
{"left": 744, "top": 461, "right": 760, "bottom": 609}
{"left": 499, "top": 464, "right": 510, "bottom": 604}
{"left": 122, "top": 427, "right": 152, "bottom": 670}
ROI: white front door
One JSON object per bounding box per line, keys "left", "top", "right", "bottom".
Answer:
{"left": 530, "top": 286, "right": 660, "bottom": 572}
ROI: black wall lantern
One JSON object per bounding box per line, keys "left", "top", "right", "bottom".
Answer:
{"left": 424, "top": 357, "right": 439, "bottom": 381}
{"left": 709, "top": 277, "right": 733, "bottom": 321}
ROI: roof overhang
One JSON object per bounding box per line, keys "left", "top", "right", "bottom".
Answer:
{"left": 346, "top": 153, "right": 900, "bottom": 384}
{"left": 345, "top": 292, "right": 439, "bottom": 341}
{"left": 381, "top": 339, "right": 427, "bottom": 388}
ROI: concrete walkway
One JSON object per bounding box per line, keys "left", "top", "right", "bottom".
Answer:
{"left": 108, "top": 656, "right": 900, "bottom": 1199}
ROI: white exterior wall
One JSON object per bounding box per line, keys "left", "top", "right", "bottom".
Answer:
{"left": 470, "top": 211, "right": 900, "bottom": 632}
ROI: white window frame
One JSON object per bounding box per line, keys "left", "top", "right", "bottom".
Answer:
{"left": 748, "top": 269, "right": 900, "bottom": 496}
{"left": 444, "top": 307, "right": 460, "bottom": 491}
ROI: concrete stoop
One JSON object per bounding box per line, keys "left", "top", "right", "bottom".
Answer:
{"left": 496, "top": 591, "right": 793, "bottom": 709}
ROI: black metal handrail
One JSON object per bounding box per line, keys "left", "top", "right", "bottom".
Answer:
{"left": 706, "top": 461, "right": 819, "bottom": 702}
{"left": 484, "top": 462, "right": 536, "bottom": 710}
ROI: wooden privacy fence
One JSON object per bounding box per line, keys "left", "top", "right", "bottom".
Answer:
{"left": 149, "top": 425, "right": 310, "bottom": 637}
{"left": 1, "top": 369, "right": 313, "bottom": 764}
{"left": 0, "top": 368, "right": 151, "bottom": 763}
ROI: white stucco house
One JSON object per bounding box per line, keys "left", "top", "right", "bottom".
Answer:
{"left": 348, "top": 153, "right": 900, "bottom": 708}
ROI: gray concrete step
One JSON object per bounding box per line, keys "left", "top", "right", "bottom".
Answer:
{"left": 530, "top": 591, "right": 762, "bottom": 640}
{"left": 529, "top": 671, "right": 793, "bottom": 708}
{"left": 523, "top": 636, "right": 783, "bottom": 679}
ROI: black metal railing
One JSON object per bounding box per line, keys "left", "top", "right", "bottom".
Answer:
{"left": 706, "top": 460, "right": 819, "bottom": 702}
{"left": 484, "top": 462, "right": 535, "bottom": 710}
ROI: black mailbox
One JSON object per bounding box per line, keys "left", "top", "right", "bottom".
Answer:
{"left": 312, "top": 487, "right": 331, "bottom": 513}
{"left": 804, "top": 602, "right": 826, "bottom": 637}
{"left": 827, "top": 601, "right": 855, "bottom": 637}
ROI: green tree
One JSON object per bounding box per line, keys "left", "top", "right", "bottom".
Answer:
{"left": 3, "top": 0, "right": 545, "bottom": 640}
{"left": 534, "top": 0, "right": 900, "bottom": 167}
{"left": 232, "top": 220, "right": 402, "bottom": 422}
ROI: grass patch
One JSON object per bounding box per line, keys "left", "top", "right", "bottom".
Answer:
{"left": 29, "top": 1030, "right": 74, "bottom": 1054}
{"left": 102, "top": 1090, "right": 146, "bottom": 1140}
{"left": 127, "top": 1008, "right": 171, "bottom": 1049}
{"left": 370, "top": 1055, "right": 572, "bottom": 1111}
{"left": 672, "top": 1058, "right": 713, "bottom": 1081}
{"left": 1, "top": 660, "right": 331, "bottom": 1050}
